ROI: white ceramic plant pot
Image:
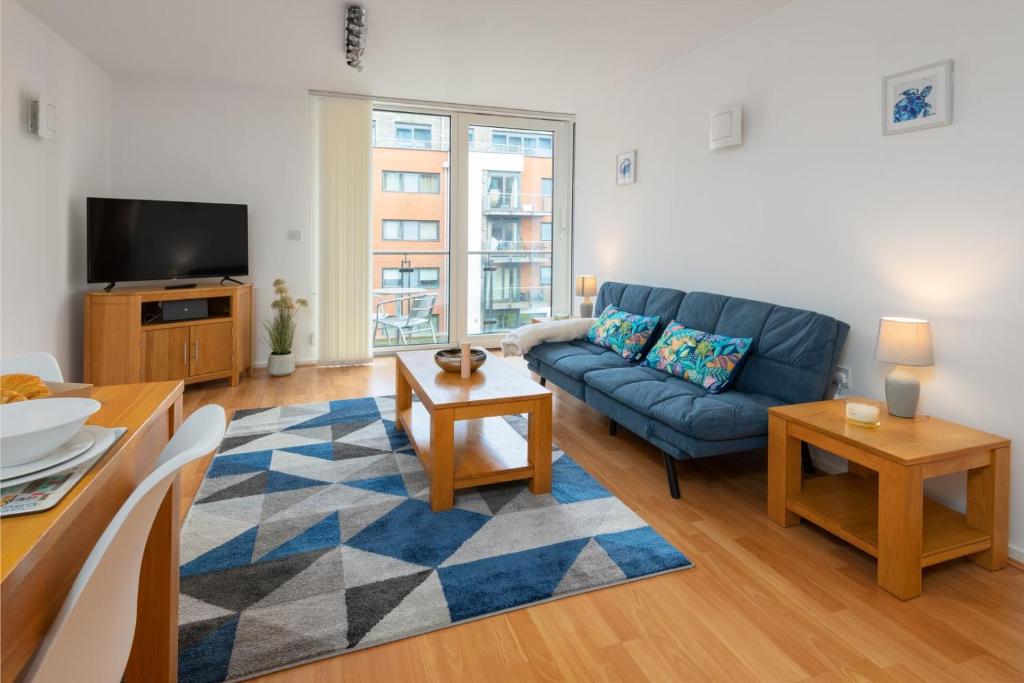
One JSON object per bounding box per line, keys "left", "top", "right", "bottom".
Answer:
{"left": 267, "top": 352, "right": 295, "bottom": 377}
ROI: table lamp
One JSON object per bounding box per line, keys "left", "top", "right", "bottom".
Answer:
{"left": 874, "top": 316, "right": 933, "bottom": 418}
{"left": 575, "top": 275, "right": 598, "bottom": 317}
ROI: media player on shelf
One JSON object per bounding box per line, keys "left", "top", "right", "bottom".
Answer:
{"left": 86, "top": 197, "right": 248, "bottom": 291}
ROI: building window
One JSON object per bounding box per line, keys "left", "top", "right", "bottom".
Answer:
{"left": 541, "top": 178, "right": 553, "bottom": 196}
{"left": 394, "top": 122, "right": 432, "bottom": 149}
{"left": 541, "top": 221, "right": 552, "bottom": 242}
{"left": 382, "top": 267, "right": 440, "bottom": 289}
{"left": 485, "top": 171, "right": 520, "bottom": 208}
{"left": 383, "top": 171, "right": 440, "bottom": 193}
{"left": 382, "top": 220, "right": 439, "bottom": 241}
{"left": 493, "top": 264, "right": 520, "bottom": 301}
{"left": 491, "top": 131, "right": 552, "bottom": 156}
{"left": 487, "top": 218, "right": 520, "bottom": 245}
{"left": 540, "top": 266, "right": 552, "bottom": 286}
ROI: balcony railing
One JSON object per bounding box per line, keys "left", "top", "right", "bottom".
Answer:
{"left": 482, "top": 240, "right": 550, "bottom": 252}
{"left": 483, "top": 192, "right": 552, "bottom": 215}
{"left": 373, "top": 135, "right": 449, "bottom": 152}
{"left": 469, "top": 140, "right": 553, "bottom": 157}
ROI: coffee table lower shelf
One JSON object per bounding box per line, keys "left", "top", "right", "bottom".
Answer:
{"left": 787, "top": 473, "right": 992, "bottom": 567}
{"left": 398, "top": 403, "right": 532, "bottom": 489}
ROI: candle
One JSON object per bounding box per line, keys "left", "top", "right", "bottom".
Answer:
{"left": 460, "top": 341, "right": 472, "bottom": 379}
{"left": 846, "top": 402, "right": 881, "bottom": 428}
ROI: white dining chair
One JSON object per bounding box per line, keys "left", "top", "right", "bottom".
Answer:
{"left": 0, "top": 352, "right": 64, "bottom": 382}
{"left": 21, "top": 404, "right": 227, "bottom": 683}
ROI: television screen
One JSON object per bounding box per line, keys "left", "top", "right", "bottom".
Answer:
{"left": 87, "top": 198, "right": 248, "bottom": 284}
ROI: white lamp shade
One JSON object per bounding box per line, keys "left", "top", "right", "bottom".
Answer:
{"left": 575, "top": 275, "right": 597, "bottom": 298}
{"left": 875, "top": 317, "right": 934, "bottom": 367}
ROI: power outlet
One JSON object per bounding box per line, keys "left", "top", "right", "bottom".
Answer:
{"left": 834, "top": 365, "right": 851, "bottom": 393}
{"left": 287, "top": 229, "right": 302, "bottom": 241}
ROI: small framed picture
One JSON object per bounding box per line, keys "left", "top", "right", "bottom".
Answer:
{"left": 616, "top": 150, "right": 636, "bottom": 185}
{"left": 883, "top": 60, "right": 953, "bottom": 135}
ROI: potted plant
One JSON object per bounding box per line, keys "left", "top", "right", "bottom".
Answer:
{"left": 264, "top": 278, "right": 308, "bottom": 377}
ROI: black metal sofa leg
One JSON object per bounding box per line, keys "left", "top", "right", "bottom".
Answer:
{"left": 609, "top": 419, "right": 618, "bottom": 436}
{"left": 663, "top": 452, "right": 681, "bottom": 499}
{"left": 539, "top": 376, "right": 546, "bottom": 387}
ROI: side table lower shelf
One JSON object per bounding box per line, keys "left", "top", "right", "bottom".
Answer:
{"left": 787, "top": 474, "right": 993, "bottom": 567}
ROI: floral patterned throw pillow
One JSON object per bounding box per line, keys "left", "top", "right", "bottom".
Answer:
{"left": 586, "top": 305, "right": 661, "bottom": 361}
{"left": 644, "top": 322, "right": 753, "bottom": 393}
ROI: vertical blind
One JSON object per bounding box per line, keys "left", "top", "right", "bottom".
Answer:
{"left": 317, "top": 97, "right": 373, "bottom": 366}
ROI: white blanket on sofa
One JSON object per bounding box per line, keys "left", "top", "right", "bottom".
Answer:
{"left": 500, "top": 317, "right": 596, "bottom": 356}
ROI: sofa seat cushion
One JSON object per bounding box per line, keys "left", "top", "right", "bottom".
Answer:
{"left": 528, "top": 340, "right": 632, "bottom": 380}
{"left": 584, "top": 366, "right": 784, "bottom": 440}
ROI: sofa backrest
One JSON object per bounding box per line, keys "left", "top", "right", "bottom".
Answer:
{"left": 594, "top": 282, "right": 686, "bottom": 329}
{"left": 594, "top": 282, "right": 850, "bottom": 404}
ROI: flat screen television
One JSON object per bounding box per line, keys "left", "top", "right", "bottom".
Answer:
{"left": 87, "top": 197, "right": 248, "bottom": 286}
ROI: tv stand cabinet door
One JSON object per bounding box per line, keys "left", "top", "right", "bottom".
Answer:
{"left": 190, "top": 322, "right": 234, "bottom": 376}
{"left": 142, "top": 327, "right": 191, "bottom": 381}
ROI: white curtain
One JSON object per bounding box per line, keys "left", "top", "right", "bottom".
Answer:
{"left": 317, "top": 96, "right": 373, "bottom": 366}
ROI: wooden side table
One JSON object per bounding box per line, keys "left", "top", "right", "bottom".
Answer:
{"left": 767, "top": 397, "right": 1010, "bottom": 600}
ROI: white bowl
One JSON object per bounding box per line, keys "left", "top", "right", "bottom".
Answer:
{"left": 0, "top": 398, "right": 101, "bottom": 467}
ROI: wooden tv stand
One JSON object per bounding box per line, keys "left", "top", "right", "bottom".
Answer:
{"left": 84, "top": 283, "right": 253, "bottom": 387}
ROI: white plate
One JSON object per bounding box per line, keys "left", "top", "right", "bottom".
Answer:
{"left": 0, "top": 429, "right": 96, "bottom": 480}
{"left": 0, "top": 426, "right": 115, "bottom": 487}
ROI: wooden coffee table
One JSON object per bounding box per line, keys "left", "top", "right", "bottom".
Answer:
{"left": 395, "top": 350, "right": 553, "bottom": 511}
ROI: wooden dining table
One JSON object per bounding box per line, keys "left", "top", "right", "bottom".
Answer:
{"left": 1, "top": 381, "right": 185, "bottom": 683}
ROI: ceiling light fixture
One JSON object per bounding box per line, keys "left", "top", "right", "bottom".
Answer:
{"left": 345, "top": 5, "right": 367, "bottom": 72}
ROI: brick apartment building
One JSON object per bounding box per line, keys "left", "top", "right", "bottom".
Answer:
{"left": 371, "top": 111, "right": 553, "bottom": 345}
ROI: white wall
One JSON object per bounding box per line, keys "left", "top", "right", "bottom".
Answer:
{"left": 109, "top": 78, "right": 315, "bottom": 364}
{"left": 574, "top": 0, "right": 1024, "bottom": 558}
{"left": 1, "top": 0, "right": 111, "bottom": 379}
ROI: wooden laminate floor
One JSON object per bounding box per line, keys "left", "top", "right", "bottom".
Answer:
{"left": 180, "top": 358, "right": 1024, "bottom": 683}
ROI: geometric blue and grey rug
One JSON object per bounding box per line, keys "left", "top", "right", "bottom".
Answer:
{"left": 178, "top": 395, "right": 693, "bottom": 682}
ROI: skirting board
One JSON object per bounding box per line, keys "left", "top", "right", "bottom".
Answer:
{"left": 251, "top": 359, "right": 318, "bottom": 369}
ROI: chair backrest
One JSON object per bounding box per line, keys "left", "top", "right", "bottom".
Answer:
{"left": 22, "top": 405, "right": 226, "bottom": 683}
{"left": 0, "top": 352, "right": 64, "bottom": 382}
{"left": 407, "top": 294, "right": 437, "bottom": 321}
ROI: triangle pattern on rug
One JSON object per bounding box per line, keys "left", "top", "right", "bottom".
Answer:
{"left": 252, "top": 511, "right": 341, "bottom": 561}
{"left": 181, "top": 526, "right": 258, "bottom": 578}
{"left": 360, "top": 570, "right": 451, "bottom": 648}
{"left": 554, "top": 538, "right": 626, "bottom": 595}
{"left": 341, "top": 544, "right": 429, "bottom": 588}
{"left": 227, "top": 590, "right": 348, "bottom": 680}
{"left": 196, "top": 472, "right": 268, "bottom": 505}
{"left": 259, "top": 483, "right": 333, "bottom": 522}
{"left": 338, "top": 498, "right": 405, "bottom": 542}
{"left": 178, "top": 614, "right": 238, "bottom": 683}
{"left": 259, "top": 513, "right": 341, "bottom": 563}
{"left": 345, "top": 569, "right": 432, "bottom": 648}
{"left": 181, "top": 548, "right": 331, "bottom": 613}
{"left": 438, "top": 537, "right": 589, "bottom": 622}
{"left": 250, "top": 545, "right": 346, "bottom": 610}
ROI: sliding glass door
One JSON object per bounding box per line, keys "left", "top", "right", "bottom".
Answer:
{"left": 371, "top": 110, "right": 450, "bottom": 348}
{"left": 456, "top": 114, "right": 572, "bottom": 345}
{"left": 370, "top": 106, "right": 572, "bottom": 352}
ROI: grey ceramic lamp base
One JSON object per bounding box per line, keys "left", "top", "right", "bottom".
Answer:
{"left": 579, "top": 298, "right": 594, "bottom": 318}
{"left": 885, "top": 366, "right": 920, "bottom": 418}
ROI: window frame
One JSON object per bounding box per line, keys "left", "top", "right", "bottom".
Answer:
{"left": 382, "top": 170, "right": 441, "bottom": 194}
{"left": 382, "top": 219, "right": 441, "bottom": 242}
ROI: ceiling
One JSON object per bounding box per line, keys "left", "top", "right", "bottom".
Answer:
{"left": 18, "top": 0, "right": 791, "bottom": 112}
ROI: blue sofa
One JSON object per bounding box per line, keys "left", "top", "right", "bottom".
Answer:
{"left": 525, "top": 282, "right": 850, "bottom": 497}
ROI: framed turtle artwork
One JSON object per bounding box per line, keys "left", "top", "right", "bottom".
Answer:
{"left": 883, "top": 60, "right": 953, "bottom": 135}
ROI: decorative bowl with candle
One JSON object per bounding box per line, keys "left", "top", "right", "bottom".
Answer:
{"left": 434, "top": 348, "right": 487, "bottom": 373}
